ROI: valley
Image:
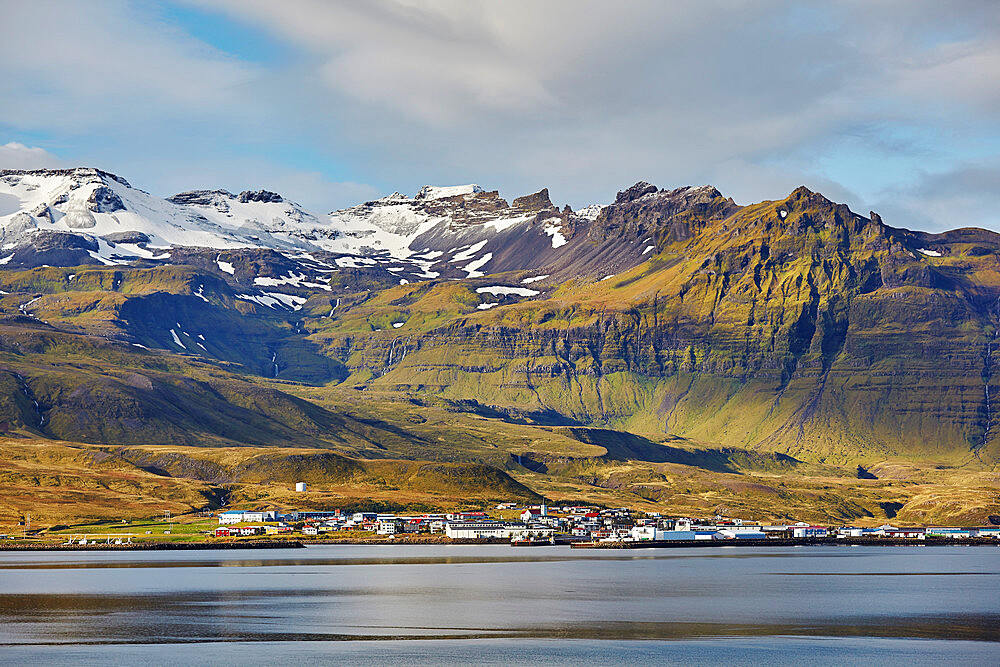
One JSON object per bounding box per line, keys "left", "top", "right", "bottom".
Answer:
{"left": 1, "top": 168, "right": 999, "bottom": 530}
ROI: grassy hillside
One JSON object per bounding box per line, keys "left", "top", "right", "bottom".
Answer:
{"left": 300, "top": 188, "right": 1000, "bottom": 466}
{"left": 2, "top": 186, "right": 999, "bottom": 527}
{"left": 0, "top": 440, "right": 541, "bottom": 530}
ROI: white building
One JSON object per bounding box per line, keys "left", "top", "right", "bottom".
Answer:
{"left": 508, "top": 524, "right": 555, "bottom": 540}
{"left": 444, "top": 521, "right": 555, "bottom": 540}
{"left": 218, "top": 509, "right": 276, "bottom": 524}
{"left": 791, "top": 525, "right": 829, "bottom": 538}
{"left": 377, "top": 519, "right": 402, "bottom": 535}
{"left": 630, "top": 526, "right": 671, "bottom": 541}
{"left": 445, "top": 521, "right": 510, "bottom": 539}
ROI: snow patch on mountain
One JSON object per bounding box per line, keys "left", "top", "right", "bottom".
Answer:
{"left": 255, "top": 272, "right": 332, "bottom": 291}
{"left": 476, "top": 285, "right": 540, "bottom": 297}
{"left": 462, "top": 253, "right": 493, "bottom": 278}
{"left": 452, "top": 240, "right": 488, "bottom": 262}
{"left": 235, "top": 292, "right": 307, "bottom": 311}
{"left": 575, "top": 204, "right": 604, "bottom": 221}
{"left": 169, "top": 328, "right": 186, "bottom": 349}
{"left": 542, "top": 218, "right": 567, "bottom": 248}
{"left": 415, "top": 184, "right": 484, "bottom": 200}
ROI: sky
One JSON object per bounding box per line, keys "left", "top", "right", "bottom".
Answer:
{"left": 1, "top": 0, "right": 998, "bottom": 232}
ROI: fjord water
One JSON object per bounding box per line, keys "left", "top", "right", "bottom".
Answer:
{"left": 0, "top": 545, "right": 998, "bottom": 665}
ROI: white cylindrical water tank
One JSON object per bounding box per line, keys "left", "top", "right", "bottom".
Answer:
{"left": 295, "top": 482, "right": 307, "bottom": 492}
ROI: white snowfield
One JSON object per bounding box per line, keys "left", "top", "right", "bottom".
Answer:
{"left": 323, "top": 186, "right": 538, "bottom": 261}
{"left": 415, "top": 184, "right": 484, "bottom": 200}
{"left": 0, "top": 168, "right": 602, "bottom": 275}
{"left": 452, "top": 240, "right": 488, "bottom": 262}
{"left": 0, "top": 170, "right": 292, "bottom": 252}
{"left": 216, "top": 257, "right": 235, "bottom": 274}
{"left": 475, "top": 285, "right": 540, "bottom": 297}
{"left": 253, "top": 272, "right": 332, "bottom": 291}
{"left": 575, "top": 204, "right": 605, "bottom": 221}
{"left": 462, "top": 252, "right": 493, "bottom": 278}
{"left": 236, "top": 292, "right": 307, "bottom": 311}
{"left": 541, "top": 218, "right": 567, "bottom": 248}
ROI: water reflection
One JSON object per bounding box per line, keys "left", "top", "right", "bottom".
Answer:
{"left": 0, "top": 545, "right": 997, "bottom": 660}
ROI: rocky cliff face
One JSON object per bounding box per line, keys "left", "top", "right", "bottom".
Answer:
{"left": 3, "top": 171, "right": 1000, "bottom": 466}
{"left": 307, "top": 186, "right": 1000, "bottom": 464}
{"left": 0, "top": 169, "right": 654, "bottom": 282}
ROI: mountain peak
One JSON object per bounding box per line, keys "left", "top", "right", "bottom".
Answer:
{"left": 237, "top": 190, "right": 283, "bottom": 204}
{"left": 783, "top": 185, "right": 836, "bottom": 207}
{"left": 615, "top": 181, "right": 658, "bottom": 203}
{"left": 0, "top": 166, "right": 131, "bottom": 188}
{"left": 512, "top": 188, "right": 553, "bottom": 212}
{"left": 167, "top": 189, "right": 235, "bottom": 206}
{"left": 414, "top": 184, "right": 484, "bottom": 201}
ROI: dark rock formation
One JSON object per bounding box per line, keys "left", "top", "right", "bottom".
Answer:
{"left": 87, "top": 186, "right": 125, "bottom": 213}
{"left": 238, "top": 190, "right": 283, "bottom": 204}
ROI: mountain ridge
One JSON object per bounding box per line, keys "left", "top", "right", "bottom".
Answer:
{"left": 2, "top": 165, "right": 999, "bottom": 525}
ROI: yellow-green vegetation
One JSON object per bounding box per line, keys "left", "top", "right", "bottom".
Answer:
{"left": 0, "top": 439, "right": 220, "bottom": 529}
{"left": 295, "top": 188, "right": 1000, "bottom": 469}
{"left": 45, "top": 516, "right": 219, "bottom": 543}
{"left": 2, "top": 186, "right": 1000, "bottom": 528}
{"left": 0, "top": 439, "right": 540, "bottom": 531}
{"left": 512, "top": 457, "right": 1000, "bottom": 526}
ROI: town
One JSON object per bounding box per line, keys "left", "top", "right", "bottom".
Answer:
{"left": 210, "top": 502, "right": 1000, "bottom": 546}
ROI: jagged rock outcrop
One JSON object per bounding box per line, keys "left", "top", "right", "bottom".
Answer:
{"left": 3, "top": 171, "right": 1000, "bottom": 466}
{"left": 237, "top": 189, "right": 283, "bottom": 204}
{"left": 102, "top": 231, "right": 151, "bottom": 245}
{"left": 87, "top": 185, "right": 126, "bottom": 213}
{"left": 307, "top": 185, "right": 1000, "bottom": 464}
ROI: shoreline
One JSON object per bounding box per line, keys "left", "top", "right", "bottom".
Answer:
{"left": 0, "top": 540, "right": 305, "bottom": 551}
{"left": 1, "top": 536, "right": 999, "bottom": 551}
{"left": 571, "top": 537, "right": 1000, "bottom": 549}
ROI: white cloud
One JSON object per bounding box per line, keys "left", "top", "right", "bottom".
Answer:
{"left": 0, "top": 1, "right": 256, "bottom": 131}
{"left": 189, "top": 0, "right": 1000, "bottom": 215}
{"left": 1, "top": 0, "right": 998, "bottom": 231}
{"left": 873, "top": 160, "right": 1000, "bottom": 233}
{"left": 0, "top": 143, "right": 62, "bottom": 170}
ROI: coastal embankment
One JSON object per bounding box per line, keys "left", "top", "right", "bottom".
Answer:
{"left": 0, "top": 540, "right": 305, "bottom": 551}
{"left": 571, "top": 538, "right": 1000, "bottom": 548}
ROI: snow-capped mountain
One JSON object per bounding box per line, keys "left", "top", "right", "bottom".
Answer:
{"left": 0, "top": 167, "right": 720, "bottom": 308}
{"left": 0, "top": 168, "right": 332, "bottom": 263}
{"left": 321, "top": 184, "right": 591, "bottom": 279}
{"left": 0, "top": 168, "right": 597, "bottom": 277}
